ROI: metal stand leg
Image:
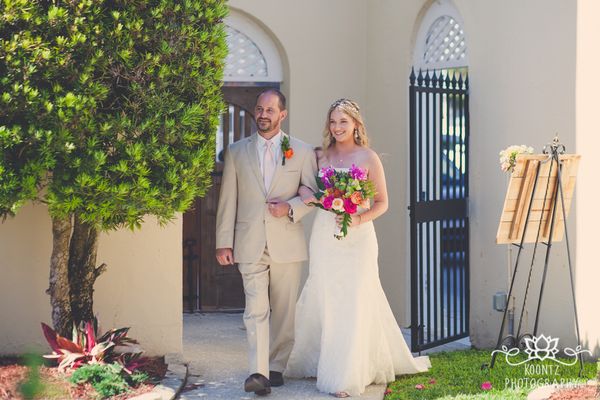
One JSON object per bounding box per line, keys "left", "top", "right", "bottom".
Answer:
{"left": 490, "top": 161, "right": 542, "bottom": 369}
{"left": 556, "top": 158, "right": 585, "bottom": 376}
{"left": 490, "top": 138, "right": 582, "bottom": 374}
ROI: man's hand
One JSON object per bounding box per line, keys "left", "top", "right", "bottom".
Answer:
{"left": 216, "top": 248, "right": 235, "bottom": 265}
{"left": 267, "top": 201, "right": 290, "bottom": 218}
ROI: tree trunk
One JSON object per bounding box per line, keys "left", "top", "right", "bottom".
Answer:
{"left": 47, "top": 216, "right": 73, "bottom": 337}
{"left": 68, "top": 215, "right": 105, "bottom": 325}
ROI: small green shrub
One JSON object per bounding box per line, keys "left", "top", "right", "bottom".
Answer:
{"left": 69, "top": 363, "right": 148, "bottom": 399}
{"left": 18, "top": 353, "right": 45, "bottom": 399}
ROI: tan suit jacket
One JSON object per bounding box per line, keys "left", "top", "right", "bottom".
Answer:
{"left": 216, "top": 132, "right": 317, "bottom": 264}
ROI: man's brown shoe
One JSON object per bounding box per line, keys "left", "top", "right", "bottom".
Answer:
{"left": 244, "top": 373, "right": 271, "bottom": 396}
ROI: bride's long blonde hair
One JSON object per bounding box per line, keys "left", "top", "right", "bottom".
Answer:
{"left": 322, "top": 98, "right": 369, "bottom": 150}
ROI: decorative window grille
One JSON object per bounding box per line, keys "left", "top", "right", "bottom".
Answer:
{"left": 413, "top": 0, "right": 468, "bottom": 71}
{"left": 424, "top": 16, "right": 466, "bottom": 66}
{"left": 224, "top": 25, "right": 268, "bottom": 79}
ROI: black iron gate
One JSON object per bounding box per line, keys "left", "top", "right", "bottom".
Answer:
{"left": 408, "top": 68, "right": 470, "bottom": 352}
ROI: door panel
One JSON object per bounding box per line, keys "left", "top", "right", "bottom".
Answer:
{"left": 182, "top": 86, "right": 265, "bottom": 312}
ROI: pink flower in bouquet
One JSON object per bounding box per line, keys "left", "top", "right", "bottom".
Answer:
{"left": 481, "top": 381, "right": 492, "bottom": 391}
{"left": 343, "top": 198, "right": 357, "bottom": 214}
{"left": 360, "top": 199, "right": 370, "bottom": 209}
{"left": 321, "top": 195, "right": 334, "bottom": 209}
{"left": 331, "top": 198, "right": 345, "bottom": 212}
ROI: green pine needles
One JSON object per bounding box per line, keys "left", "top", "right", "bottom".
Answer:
{"left": 0, "top": 0, "right": 228, "bottom": 230}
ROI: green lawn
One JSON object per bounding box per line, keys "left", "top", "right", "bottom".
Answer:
{"left": 385, "top": 349, "right": 597, "bottom": 400}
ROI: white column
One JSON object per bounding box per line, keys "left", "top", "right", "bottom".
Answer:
{"left": 575, "top": 0, "right": 600, "bottom": 358}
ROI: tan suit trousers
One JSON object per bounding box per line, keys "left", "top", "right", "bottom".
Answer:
{"left": 238, "top": 246, "right": 303, "bottom": 376}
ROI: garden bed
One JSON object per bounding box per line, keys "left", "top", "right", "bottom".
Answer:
{"left": 0, "top": 356, "right": 167, "bottom": 399}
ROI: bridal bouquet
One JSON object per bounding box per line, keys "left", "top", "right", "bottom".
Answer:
{"left": 312, "top": 165, "right": 376, "bottom": 239}
{"left": 499, "top": 144, "right": 534, "bottom": 173}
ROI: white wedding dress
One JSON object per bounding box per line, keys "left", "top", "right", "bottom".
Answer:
{"left": 285, "top": 173, "right": 430, "bottom": 396}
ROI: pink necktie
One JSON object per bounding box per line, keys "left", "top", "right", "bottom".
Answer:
{"left": 263, "top": 141, "right": 275, "bottom": 190}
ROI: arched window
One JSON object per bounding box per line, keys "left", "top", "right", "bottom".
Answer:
{"left": 413, "top": 0, "right": 468, "bottom": 71}
{"left": 223, "top": 11, "right": 283, "bottom": 83}
{"left": 215, "top": 10, "right": 286, "bottom": 162}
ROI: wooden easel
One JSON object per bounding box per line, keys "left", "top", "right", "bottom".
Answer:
{"left": 489, "top": 138, "right": 582, "bottom": 374}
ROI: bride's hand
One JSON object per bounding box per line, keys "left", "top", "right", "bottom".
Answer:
{"left": 335, "top": 214, "right": 361, "bottom": 227}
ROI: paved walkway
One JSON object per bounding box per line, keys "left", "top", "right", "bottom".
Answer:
{"left": 178, "top": 313, "right": 470, "bottom": 400}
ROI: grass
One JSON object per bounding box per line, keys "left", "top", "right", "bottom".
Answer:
{"left": 385, "top": 349, "right": 597, "bottom": 400}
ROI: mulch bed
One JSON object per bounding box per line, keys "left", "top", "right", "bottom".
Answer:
{"left": 0, "top": 356, "right": 167, "bottom": 399}
{"left": 548, "top": 384, "right": 599, "bottom": 400}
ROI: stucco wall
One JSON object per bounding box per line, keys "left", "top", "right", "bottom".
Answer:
{"left": 576, "top": 0, "right": 600, "bottom": 357}
{"left": 364, "top": 0, "right": 428, "bottom": 326}
{"left": 227, "top": 0, "right": 368, "bottom": 145}
{"left": 0, "top": 204, "right": 182, "bottom": 356}
{"left": 455, "top": 0, "right": 578, "bottom": 349}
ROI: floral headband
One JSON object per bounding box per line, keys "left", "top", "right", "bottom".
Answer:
{"left": 330, "top": 98, "right": 360, "bottom": 114}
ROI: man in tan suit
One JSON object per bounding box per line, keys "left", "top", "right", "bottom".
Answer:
{"left": 216, "top": 89, "right": 317, "bottom": 396}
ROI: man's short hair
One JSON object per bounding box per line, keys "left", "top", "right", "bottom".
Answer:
{"left": 257, "top": 88, "right": 286, "bottom": 111}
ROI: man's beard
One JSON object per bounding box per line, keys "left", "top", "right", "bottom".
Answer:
{"left": 257, "top": 118, "right": 279, "bottom": 133}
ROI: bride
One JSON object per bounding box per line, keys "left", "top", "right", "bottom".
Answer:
{"left": 285, "top": 99, "right": 430, "bottom": 397}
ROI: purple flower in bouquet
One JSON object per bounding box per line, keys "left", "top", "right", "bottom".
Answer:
{"left": 320, "top": 166, "right": 336, "bottom": 188}
{"left": 349, "top": 164, "right": 367, "bottom": 180}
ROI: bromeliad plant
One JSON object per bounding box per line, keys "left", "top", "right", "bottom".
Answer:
{"left": 41, "top": 320, "right": 145, "bottom": 372}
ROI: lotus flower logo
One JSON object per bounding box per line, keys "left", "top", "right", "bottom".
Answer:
{"left": 491, "top": 334, "right": 592, "bottom": 367}
{"left": 523, "top": 334, "right": 559, "bottom": 361}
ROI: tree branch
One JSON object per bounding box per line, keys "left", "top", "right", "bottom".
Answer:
{"left": 94, "top": 263, "right": 108, "bottom": 280}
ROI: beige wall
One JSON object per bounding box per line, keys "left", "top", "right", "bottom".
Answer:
{"left": 0, "top": 204, "right": 182, "bottom": 356}
{"left": 456, "top": 0, "right": 578, "bottom": 349}
{"left": 227, "top": 0, "right": 368, "bottom": 145}
{"left": 576, "top": 0, "right": 600, "bottom": 357}
{"left": 365, "top": 0, "right": 429, "bottom": 326}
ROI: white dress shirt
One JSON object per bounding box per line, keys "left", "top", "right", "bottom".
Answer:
{"left": 256, "top": 131, "right": 283, "bottom": 177}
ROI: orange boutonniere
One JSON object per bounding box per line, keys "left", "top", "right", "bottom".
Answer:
{"left": 281, "top": 135, "right": 293, "bottom": 165}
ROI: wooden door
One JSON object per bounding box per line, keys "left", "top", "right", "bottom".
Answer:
{"left": 183, "top": 86, "right": 266, "bottom": 312}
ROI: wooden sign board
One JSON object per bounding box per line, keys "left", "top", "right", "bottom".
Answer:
{"left": 496, "top": 154, "right": 580, "bottom": 244}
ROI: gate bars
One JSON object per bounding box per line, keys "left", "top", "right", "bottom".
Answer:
{"left": 409, "top": 68, "right": 470, "bottom": 352}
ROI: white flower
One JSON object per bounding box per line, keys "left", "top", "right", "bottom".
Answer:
{"left": 65, "top": 142, "right": 75, "bottom": 152}
{"left": 331, "top": 198, "right": 344, "bottom": 212}
{"left": 499, "top": 144, "right": 534, "bottom": 173}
